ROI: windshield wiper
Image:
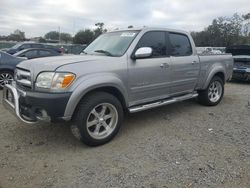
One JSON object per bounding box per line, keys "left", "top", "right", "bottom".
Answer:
{"left": 94, "top": 50, "right": 114, "bottom": 56}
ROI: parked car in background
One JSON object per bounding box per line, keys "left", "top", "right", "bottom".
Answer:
{"left": 2, "top": 27, "right": 233, "bottom": 146}
{"left": 0, "top": 48, "right": 61, "bottom": 88}
{"left": 2, "top": 42, "right": 44, "bottom": 55}
{"left": 226, "top": 45, "right": 250, "bottom": 81}
{"left": 13, "top": 48, "right": 61, "bottom": 59}
{"left": 0, "top": 51, "right": 24, "bottom": 88}
{"left": 2, "top": 42, "right": 61, "bottom": 55}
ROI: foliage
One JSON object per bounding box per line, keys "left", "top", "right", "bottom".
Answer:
{"left": 38, "top": 37, "right": 46, "bottom": 43}
{"left": 191, "top": 13, "right": 250, "bottom": 47}
{"left": 1, "top": 29, "right": 26, "bottom": 41}
{"left": 73, "top": 23, "right": 107, "bottom": 44}
{"left": 93, "top": 22, "right": 107, "bottom": 38}
{"left": 73, "top": 29, "right": 95, "bottom": 44}
{"left": 60, "top": 33, "right": 73, "bottom": 43}
{"left": 44, "top": 31, "right": 59, "bottom": 40}
{"left": 44, "top": 31, "right": 72, "bottom": 43}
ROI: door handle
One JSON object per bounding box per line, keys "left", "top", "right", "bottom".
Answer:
{"left": 160, "top": 63, "right": 169, "bottom": 69}
{"left": 191, "top": 61, "right": 198, "bottom": 65}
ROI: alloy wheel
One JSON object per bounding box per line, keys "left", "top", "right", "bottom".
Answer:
{"left": 208, "top": 81, "right": 222, "bottom": 103}
{"left": 0, "top": 73, "right": 13, "bottom": 88}
{"left": 86, "top": 103, "right": 118, "bottom": 140}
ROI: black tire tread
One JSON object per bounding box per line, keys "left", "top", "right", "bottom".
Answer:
{"left": 75, "top": 91, "right": 123, "bottom": 146}
{"left": 198, "top": 76, "right": 224, "bottom": 106}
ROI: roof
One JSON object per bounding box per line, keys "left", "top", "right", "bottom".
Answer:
{"left": 108, "top": 27, "right": 189, "bottom": 35}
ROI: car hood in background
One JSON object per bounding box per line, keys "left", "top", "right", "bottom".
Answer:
{"left": 0, "top": 51, "right": 24, "bottom": 64}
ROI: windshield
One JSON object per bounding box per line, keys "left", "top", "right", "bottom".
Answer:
{"left": 84, "top": 30, "right": 139, "bottom": 57}
{"left": 13, "top": 50, "right": 25, "bottom": 57}
{"left": 11, "top": 43, "right": 22, "bottom": 49}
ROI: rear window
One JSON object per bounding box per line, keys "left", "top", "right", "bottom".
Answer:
{"left": 169, "top": 33, "right": 192, "bottom": 56}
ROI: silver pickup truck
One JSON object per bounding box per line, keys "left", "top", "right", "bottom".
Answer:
{"left": 2, "top": 27, "right": 233, "bottom": 146}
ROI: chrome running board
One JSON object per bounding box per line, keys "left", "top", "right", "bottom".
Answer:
{"left": 129, "top": 93, "right": 198, "bottom": 113}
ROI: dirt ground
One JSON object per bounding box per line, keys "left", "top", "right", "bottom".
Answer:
{"left": 0, "top": 82, "right": 250, "bottom": 188}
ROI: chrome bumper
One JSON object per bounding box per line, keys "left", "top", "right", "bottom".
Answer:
{"left": 2, "top": 83, "right": 38, "bottom": 124}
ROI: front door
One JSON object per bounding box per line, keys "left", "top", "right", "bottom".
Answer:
{"left": 128, "top": 31, "right": 171, "bottom": 106}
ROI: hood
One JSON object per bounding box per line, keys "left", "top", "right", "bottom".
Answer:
{"left": 5, "top": 48, "right": 17, "bottom": 55}
{"left": 16, "top": 54, "right": 113, "bottom": 75}
{"left": 0, "top": 51, "right": 24, "bottom": 65}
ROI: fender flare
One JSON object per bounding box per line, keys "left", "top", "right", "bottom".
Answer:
{"left": 0, "top": 64, "right": 15, "bottom": 73}
{"left": 63, "top": 73, "right": 128, "bottom": 119}
{"left": 202, "top": 66, "right": 226, "bottom": 89}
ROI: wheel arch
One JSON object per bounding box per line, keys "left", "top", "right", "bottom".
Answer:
{"left": 0, "top": 67, "right": 15, "bottom": 74}
{"left": 202, "top": 69, "right": 226, "bottom": 90}
{"left": 63, "top": 75, "right": 129, "bottom": 121}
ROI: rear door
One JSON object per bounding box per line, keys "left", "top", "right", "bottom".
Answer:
{"left": 128, "top": 31, "right": 172, "bottom": 105}
{"left": 168, "top": 32, "right": 200, "bottom": 95}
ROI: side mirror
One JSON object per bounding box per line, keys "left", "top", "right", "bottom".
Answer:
{"left": 134, "top": 47, "right": 153, "bottom": 59}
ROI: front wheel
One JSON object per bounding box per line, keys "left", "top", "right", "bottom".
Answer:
{"left": 0, "top": 71, "right": 14, "bottom": 89}
{"left": 198, "top": 76, "right": 224, "bottom": 106}
{"left": 74, "top": 92, "right": 123, "bottom": 146}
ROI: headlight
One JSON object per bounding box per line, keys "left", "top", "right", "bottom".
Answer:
{"left": 36, "top": 72, "right": 75, "bottom": 90}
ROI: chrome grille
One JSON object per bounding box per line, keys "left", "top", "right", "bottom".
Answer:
{"left": 15, "top": 68, "right": 32, "bottom": 90}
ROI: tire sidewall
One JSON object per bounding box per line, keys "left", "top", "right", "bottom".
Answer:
{"left": 76, "top": 92, "right": 123, "bottom": 146}
{"left": 0, "top": 71, "right": 14, "bottom": 89}
{"left": 206, "top": 76, "right": 224, "bottom": 105}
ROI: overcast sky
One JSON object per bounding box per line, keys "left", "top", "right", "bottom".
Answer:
{"left": 1, "top": 0, "right": 249, "bottom": 37}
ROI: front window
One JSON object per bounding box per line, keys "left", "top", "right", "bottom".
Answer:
{"left": 84, "top": 30, "right": 139, "bottom": 57}
{"left": 135, "top": 31, "right": 167, "bottom": 57}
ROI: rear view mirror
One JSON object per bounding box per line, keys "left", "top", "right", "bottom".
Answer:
{"left": 134, "top": 47, "right": 152, "bottom": 59}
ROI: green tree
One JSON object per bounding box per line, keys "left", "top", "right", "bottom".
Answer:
{"left": 192, "top": 13, "right": 245, "bottom": 47}
{"left": 242, "top": 13, "right": 250, "bottom": 36}
{"left": 60, "top": 33, "right": 73, "bottom": 43}
{"left": 38, "top": 37, "right": 46, "bottom": 43}
{"left": 93, "top": 22, "right": 107, "bottom": 38}
{"left": 7, "top": 29, "right": 25, "bottom": 41}
{"left": 73, "top": 29, "right": 95, "bottom": 44}
{"left": 44, "top": 31, "right": 59, "bottom": 40}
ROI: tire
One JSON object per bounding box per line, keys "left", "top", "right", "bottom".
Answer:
{"left": 74, "top": 92, "right": 124, "bottom": 146}
{"left": 198, "top": 76, "right": 224, "bottom": 106}
{"left": 0, "top": 71, "right": 14, "bottom": 90}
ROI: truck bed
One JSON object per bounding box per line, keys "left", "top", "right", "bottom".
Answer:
{"left": 197, "top": 54, "right": 234, "bottom": 89}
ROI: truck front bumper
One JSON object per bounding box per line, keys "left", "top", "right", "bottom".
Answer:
{"left": 2, "top": 83, "right": 72, "bottom": 124}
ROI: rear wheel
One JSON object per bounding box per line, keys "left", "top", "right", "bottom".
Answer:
{"left": 198, "top": 76, "right": 224, "bottom": 106}
{"left": 74, "top": 92, "right": 123, "bottom": 146}
{"left": 0, "top": 71, "right": 14, "bottom": 89}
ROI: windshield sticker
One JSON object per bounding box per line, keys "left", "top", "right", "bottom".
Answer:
{"left": 121, "top": 33, "right": 136, "bottom": 37}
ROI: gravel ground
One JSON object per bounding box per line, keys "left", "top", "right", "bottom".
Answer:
{"left": 0, "top": 82, "right": 250, "bottom": 188}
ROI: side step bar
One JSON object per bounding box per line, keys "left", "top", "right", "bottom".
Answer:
{"left": 129, "top": 93, "right": 198, "bottom": 113}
